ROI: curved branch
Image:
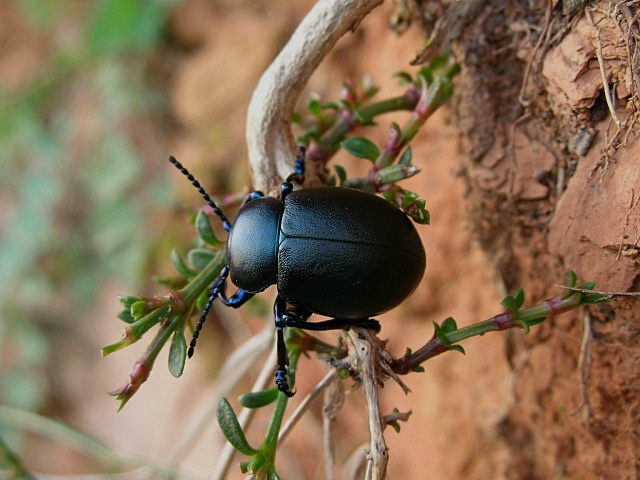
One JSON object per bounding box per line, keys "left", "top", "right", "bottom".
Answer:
{"left": 246, "top": 0, "right": 383, "bottom": 192}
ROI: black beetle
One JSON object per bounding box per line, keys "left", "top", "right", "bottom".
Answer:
{"left": 169, "top": 148, "right": 426, "bottom": 395}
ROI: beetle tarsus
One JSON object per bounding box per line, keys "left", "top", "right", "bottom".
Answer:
{"left": 281, "top": 146, "right": 307, "bottom": 201}
{"left": 275, "top": 368, "right": 295, "bottom": 397}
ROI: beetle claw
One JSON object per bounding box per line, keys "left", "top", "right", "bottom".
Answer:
{"left": 275, "top": 369, "right": 295, "bottom": 397}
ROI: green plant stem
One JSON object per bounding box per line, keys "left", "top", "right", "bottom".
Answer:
{"left": 391, "top": 289, "right": 588, "bottom": 375}
{"left": 263, "top": 350, "right": 300, "bottom": 449}
{"left": 179, "top": 249, "right": 226, "bottom": 305}
{"left": 245, "top": 343, "right": 302, "bottom": 477}
{"left": 102, "top": 305, "right": 171, "bottom": 354}
{"left": 104, "top": 250, "right": 225, "bottom": 356}
{"left": 262, "top": 390, "right": 289, "bottom": 456}
{"left": 309, "top": 92, "right": 419, "bottom": 163}
{"left": 145, "top": 314, "right": 184, "bottom": 363}
{"left": 375, "top": 73, "right": 454, "bottom": 170}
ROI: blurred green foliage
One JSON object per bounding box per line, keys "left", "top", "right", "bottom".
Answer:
{"left": 0, "top": 0, "right": 177, "bottom": 411}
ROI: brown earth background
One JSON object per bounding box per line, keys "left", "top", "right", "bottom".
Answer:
{"left": 1, "top": 0, "right": 639, "bottom": 479}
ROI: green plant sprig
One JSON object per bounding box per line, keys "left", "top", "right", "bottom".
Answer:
{"left": 216, "top": 333, "right": 303, "bottom": 480}
{"left": 296, "top": 60, "right": 459, "bottom": 224}
{"left": 104, "top": 218, "right": 228, "bottom": 409}
{"left": 390, "top": 273, "right": 607, "bottom": 375}
{"left": 297, "top": 55, "right": 458, "bottom": 168}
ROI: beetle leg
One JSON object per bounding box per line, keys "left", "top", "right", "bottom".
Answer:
{"left": 188, "top": 266, "right": 256, "bottom": 358}
{"left": 280, "top": 146, "right": 306, "bottom": 202}
{"left": 217, "top": 279, "right": 255, "bottom": 308}
{"left": 281, "top": 316, "right": 381, "bottom": 333}
{"left": 239, "top": 190, "right": 264, "bottom": 207}
{"left": 274, "top": 295, "right": 295, "bottom": 397}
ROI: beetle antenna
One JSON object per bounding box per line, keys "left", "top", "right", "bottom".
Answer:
{"left": 168, "top": 156, "right": 231, "bottom": 231}
{"left": 188, "top": 266, "right": 230, "bottom": 357}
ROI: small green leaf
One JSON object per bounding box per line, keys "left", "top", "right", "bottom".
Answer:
{"left": 501, "top": 296, "right": 517, "bottom": 313}
{"left": 169, "top": 329, "right": 186, "bottom": 377}
{"left": 307, "top": 98, "right": 322, "bottom": 117}
{"left": 217, "top": 398, "right": 258, "bottom": 456}
{"left": 341, "top": 137, "right": 380, "bottom": 162}
{"left": 171, "top": 249, "right": 197, "bottom": 278}
{"left": 353, "top": 110, "right": 375, "bottom": 126}
{"left": 394, "top": 71, "right": 413, "bottom": 85}
{"left": 408, "top": 208, "right": 430, "bottom": 225}
{"left": 433, "top": 321, "right": 448, "bottom": 345}
{"left": 440, "top": 317, "right": 458, "bottom": 333}
{"left": 501, "top": 289, "right": 524, "bottom": 314}
{"left": 291, "top": 111, "right": 302, "bottom": 124}
{"left": 187, "top": 248, "right": 216, "bottom": 270}
{"left": 378, "top": 164, "right": 420, "bottom": 185}
{"left": 433, "top": 318, "right": 464, "bottom": 353}
{"left": 568, "top": 270, "right": 578, "bottom": 287}
{"left": 514, "top": 288, "right": 525, "bottom": 309}
{"left": 417, "top": 66, "right": 434, "bottom": 85}
{"left": 399, "top": 146, "right": 413, "bottom": 165}
{"left": 412, "top": 365, "right": 425, "bottom": 373}
{"left": 131, "top": 300, "right": 151, "bottom": 318}
{"left": 195, "top": 210, "right": 223, "bottom": 247}
{"left": 514, "top": 319, "right": 531, "bottom": 334}
{"left": 401, "top": 191, "right": 418, "bottom": 208}
{"left": 382, "top": 190, "right": 400, "bottom": 208}
{"left": 118, "top": 295, "right": 139, "bottom": 308}
{"left": 117, "top": 309, "right": 136, "bottom": 324}
{"left": 334, "top": 165, "right": 347, "bottom": 185}
{"left": 323, "top": 101, "right": 340, "bottom": 111}
{"left": 238, "top": 388, "right": 279, "bottom": 408}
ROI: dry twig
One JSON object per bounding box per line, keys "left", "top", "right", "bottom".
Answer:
{"left": 344, "top": 328, "right": 388, "bottom": 480}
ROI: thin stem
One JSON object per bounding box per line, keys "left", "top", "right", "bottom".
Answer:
{"left": 168, "top": 324, "right": 275, "bottom": 469}
{"left": 180, "top": 250, "right": 226, "bottom": 305}
{"left": 102, "top": 305, "right": 171, "bottom": 354}
{"left": 391, "top": 289, "right": 595, "bottom": 375}
{"left": 345, "top": 328, "right": 388, "bottom": 480}
{"left": 310, "top": 92, "right": 420, "bottom": 163}
{"left": 278, "top": 370, "right": 339, "bottom": 444}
